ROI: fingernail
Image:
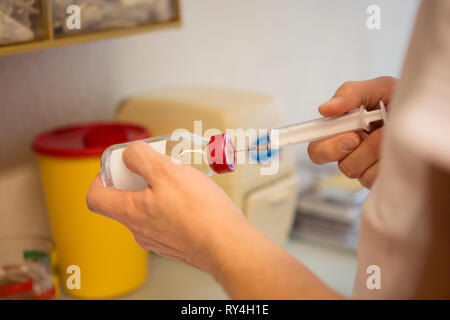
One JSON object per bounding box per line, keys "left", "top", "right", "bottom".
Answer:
{"left": 338, "top": 137, "right": 359, "bottom": 152}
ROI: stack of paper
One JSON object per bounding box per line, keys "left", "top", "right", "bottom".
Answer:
{"left": 292, "top": 172, "right": 369, "bottom": 250}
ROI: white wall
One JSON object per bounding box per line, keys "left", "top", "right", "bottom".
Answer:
{"left": 0, "top": 0, "right": 419, "bottom": 168}
{"left": 0, "top": 0, "right": 420, "bottom": 295}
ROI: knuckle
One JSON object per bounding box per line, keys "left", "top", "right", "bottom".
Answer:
{"left": 153, "top": 158, "right": 173, "bottom": 179}
{"left": 307, "top": 143, "right": 322, "bottom": 164}
{"left": 361, "top": 176, "right": 374, "bottom": 189}
{"left": 338, "top": 81, "right": 359, "bottom": 96}
{"left": 365, "top": 130, "right": 382, "bottom": 156}
{"left": 362, "top": 170, "right": 377, "bottom": 190}
{"left": 338, "top": 160, "right": 359, "bottom": 179}
{"left": 122, "top": 193, "right": 138, "bottom": 227}
{"left": 85, "top": 190, "right": 98, "bottom": 213}
{"left": 365, "top": 177, "right": 374, "bottom": 189}
{"left": 358, "top": 178, "right": 369, "bottom": 189}
{"left": 159, "top": 159, "right": 172, "bottom": 173}
{"left": 142, "top": 228, "right": 158, "bottom": 243}
{"left": 126, "top": 141, "right": 146, "bottom": 157}
{"left": 142, "top": 190, "right": 155, "bottom": 213}
{"left": 380, "top": 76, "right": 397, "bottom": 89}
{"left": 133, "top": 235, "right": 149, "bottom": 250}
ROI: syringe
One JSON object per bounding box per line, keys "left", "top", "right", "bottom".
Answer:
{"left": 237, "top": 102, "right": 388, "bottom": 153}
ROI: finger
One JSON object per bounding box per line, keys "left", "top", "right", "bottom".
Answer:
{"left": 358, "top": 131, "right": 369, "bottom": 141}
{"left": 308, "top": 132, "right": 361, "bottom": 164}
{"left": 132, "top": 227, "right": 185, "bottom": 256}
{"left": 133, "top": 234, "right": 188, "bottom": 263}
{"left": 358, "top": 162, "right": 379, "bottom": 189}
{"left": 134, "top": 234, "right": 178, "bottom": 253}
{"left": 338, "top": 128, "right": 383, "bottom": 179}
{"left": 319, "top": 76, "right": 396, "bottom": 117}
{"left": 86, "top": 174, "right": 139, "bottom": 226}
{"left": 122, "top": 141, "right": 171, "bottom": 186}
{"left": 133, "top": 234, "right": 168, "bottom": 252}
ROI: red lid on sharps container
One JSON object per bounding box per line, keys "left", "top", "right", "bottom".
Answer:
{"left": 32, "top": 123, "right": 150, "bottom": 157}
{"left": 207, "top": 133, "right": 236, "bottom": 174}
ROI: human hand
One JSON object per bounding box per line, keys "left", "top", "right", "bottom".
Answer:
{"left": 86, "top": 141, "right": 247, "bottom": 273}
{"left": 307, "top": 76, "right": 397, "bottom": 189}
{"left": 87, "top": 142, "right": 342, "bottom": 299}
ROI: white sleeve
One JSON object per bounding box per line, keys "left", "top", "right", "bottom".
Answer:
{"left": 389, "top": 0, "right": 450, "bottom": 172}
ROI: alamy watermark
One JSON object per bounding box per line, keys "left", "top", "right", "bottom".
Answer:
{"left": 366, "top": 265, "right": 381, "bottom": 290}
{"left": 66, "top": 264, "right": 81, "bottom": 290}
{"left": 366, "top": 5, "right": 381, "bottom": 30}
{"left": 63, "top": 4, "right": 381, "bottom": 32}
{"left": 66, "top": 5, "right": 81, "bottom": 30}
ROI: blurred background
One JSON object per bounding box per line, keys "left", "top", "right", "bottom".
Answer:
{"left": 0, "top": 0, "right": 419, "bottom": 299}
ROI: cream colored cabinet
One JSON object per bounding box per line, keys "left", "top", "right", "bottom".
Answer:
{"left": 244, "top": 174, "right": 298, "bottom": 245}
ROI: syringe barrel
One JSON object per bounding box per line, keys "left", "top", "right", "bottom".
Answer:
{"left": 272, "top": 105, "right": 386, "bottom": 148}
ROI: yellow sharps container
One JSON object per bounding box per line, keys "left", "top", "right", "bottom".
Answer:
{"left": 32, "top": 123, "right": 149, "bottom": 299}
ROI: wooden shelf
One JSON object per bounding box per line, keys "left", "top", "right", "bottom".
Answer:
{"left": 0, "top": 0, "right": 181, "bottom": 57}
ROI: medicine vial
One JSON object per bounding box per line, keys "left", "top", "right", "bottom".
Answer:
{"left": 101, "top": 132, "right": 236, "bottom": 190}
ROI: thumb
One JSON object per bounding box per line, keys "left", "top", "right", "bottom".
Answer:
{"left": 122, "top": 141, "right": 170, "bottom": 186}
{"left": 318, "top": 76, "right": 396, "bottom": 117}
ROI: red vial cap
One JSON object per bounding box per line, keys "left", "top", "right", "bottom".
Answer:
{"left": 207, "top": 133, "right": 236, "bottom": 174}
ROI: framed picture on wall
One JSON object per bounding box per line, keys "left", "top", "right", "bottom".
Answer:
{"left": 0, "top": 0, "right": 181, "bottom": 56}
{"left": 51, "top": 0, "right": 180, "bottom": 37}
{"left": 0, "top": 0, "right": 47, "bottom": 46}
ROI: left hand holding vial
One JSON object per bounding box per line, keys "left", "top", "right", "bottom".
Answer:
{"left": 86, "top": 141, "right": 248, "bottom": 273}
{"left": 87, "top": 141, "right": 340, "bottom": 299}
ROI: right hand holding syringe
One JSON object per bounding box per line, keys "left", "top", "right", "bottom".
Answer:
{"left": 242, "top": 101, "right": 387, "bottom": 153}
{"left": 306, "top": 77, "right": 396, "bottom": 189}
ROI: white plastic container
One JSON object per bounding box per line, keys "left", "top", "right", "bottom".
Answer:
{"left": 101, "top": 132, "right": 236, "bottom": 190}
